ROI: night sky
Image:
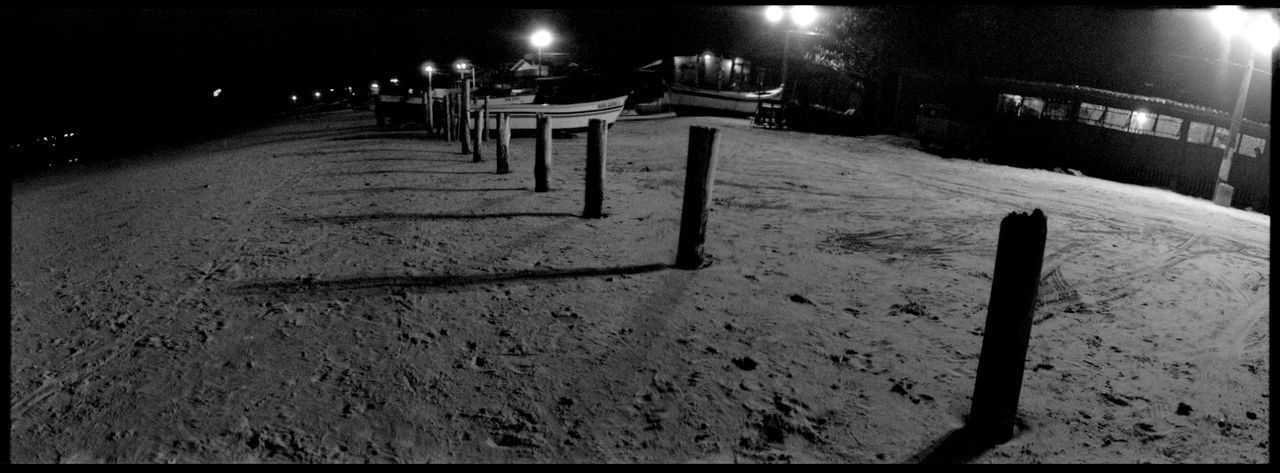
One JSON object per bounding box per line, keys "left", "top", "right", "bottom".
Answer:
{"left": 2, "top": 6, "right": 1273, "bottom": 152}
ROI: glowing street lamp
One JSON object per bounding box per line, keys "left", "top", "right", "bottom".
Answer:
{"left": 314, "top": 91, "right": 322, "bottom": 100}
{"left": 764, "top": 5, "right": 820, "bottom": 101}
{"left": 1208, "top": 6, "right": 1278, "bottom": 207}
{"left": 423, "top": 62, "right": 437, "bottom": 94}
{"left": 370, "top": 81, "right": 380, "bottom": 94}
{"left": 530, "top": 29, "right": 553, "bottom": 77}
{"left": 290, "top": 94, "right": 298, "bottom": 104}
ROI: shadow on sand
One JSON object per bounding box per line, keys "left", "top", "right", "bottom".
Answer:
{"left": 903, "top": 418, "right": 1027, "bottom": 464}
{"left": 306, "top": 186, "right": 527, "bottom": 196}
{"left": 226, "top": 263, "right": 672, "bottom": 302}
{"left": 287, "top": 212, "right": 578, "bottom": 225}
{"left": 326, "top": 170, "right": 493, "bottom": 176}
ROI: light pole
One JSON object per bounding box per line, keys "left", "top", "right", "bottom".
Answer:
{"left": 423, "top": 63, "right": 437, "bottom": 133}
{"left": 531, "top": 29, "right": 553, "bottom": 77}
{"left": 764, "top": 5, "right": 818, "bottom": 101}
{"left": 1208, "top": 6, "right": 1278, "bottom": 207}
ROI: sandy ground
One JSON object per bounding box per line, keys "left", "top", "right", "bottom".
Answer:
{"left": 9, "top": 108, "right": 1270, "bottom": 463}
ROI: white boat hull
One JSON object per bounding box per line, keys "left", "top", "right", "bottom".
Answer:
{"left": 482, "top": 95, "right": 629, "bottom": 131}
{"left": 666, "top": 85, "right": 783, "bottom": 116}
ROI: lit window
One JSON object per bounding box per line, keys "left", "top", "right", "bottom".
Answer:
{"left": 1211, "top": 127, "right": 1232, "bottom": 149}
{"left": 1077, "top": 103, "right": 1105, "bottom": 124}
{"left": 1018, "top": 97, "right": 1045, "bottom": 118}
{"left": 1187, "top": 121, "right": 1215, "bottom": 145}
{"left": 1102, "top": 107, "right": 1132, "bottom": 130}
{"left": 1237, "top": 134, "right": 1266, "bottom": 157}
{"left": 1128, "top": 111, "right": 1156, "bottom": 134}
{"left": 997, "top": 94, "right": 1022, "bottom": 116}
{"left": 1152, "top": 115, "right": 1182, "bottom": 139}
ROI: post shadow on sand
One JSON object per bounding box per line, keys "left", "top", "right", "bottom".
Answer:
{"left": 226, "top": 262, "right": 672, "bottom": 302}
{"left": 333, "top": 156, "right": 463, "bottom": 163}
{"left": 902, "top": 417, "right": 1030, "bottom": 464}
{"left": 305, "top": 186, "right": 527, "bottom": 196}
{"left": 325, "top": 170, "right": 493, "bottom": 176}
{"left": 287, "top": 211, "right": 579, "bottom": 225}
{"left": 330, "top": 132, "right": 435, "bottom": 141}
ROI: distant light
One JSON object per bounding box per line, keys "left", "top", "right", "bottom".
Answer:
{"left": 390, "top": 78, "right": 399, "bottom": 85}
{"left": 291, "top": 94, "right": 298, "bottom": 102}
{"left": 408, "top": 88, "right": 414, "bottom": 94}
{"left": 424, "top": 64, "right": 436, "bottom": 74}
{"left": 329, "top": 88, "right": 335, "bottom": 93}
{"left": 531, "top": 29, "right": 553, "bottom": 49}
{"left": 370, "top": 81, "right": 380, "bottom": 90}
{"left": 1210, "top": 5, "right": 1249, "bottom": 35}
{"left": 765, "top": 5, "right": 785, "bottom": 23}
{"left": 790, "top": 5, "right": 818, "bottom": 28}
{"left": 212, "top": 88, "right": 222, "bottom": 98}
{"left": 1132, "top": 111, "right": 1149, "bottom": 124}
{"left": 1244, "top": 14, "right": 1280, "bottom": 52}
{"left": 314, "top": 91, "right": 321, "bottom": 99}
{"left": 347, "top": 86, "right": 353, "bottom": 92}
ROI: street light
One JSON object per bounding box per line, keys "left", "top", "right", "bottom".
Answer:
{"left": 1208, "top": 6, "right": 1278, "bottom": 207}
{"left": 423, "top": 62, "right": 437, "bottom": 93}
{"left": 530, "top": 29, "right": 553, "bottom": 77}
{"left": 764, "top": 5, "right": 820, "bottom": 100}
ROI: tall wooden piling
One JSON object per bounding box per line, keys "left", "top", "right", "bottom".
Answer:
{"left": 471, "top": 110, "right": 484, "bottom": 162}
{"left": 460, "top": 80, "right": 472, "bottom": 154}
{"left": 967, "top": 208, "right": 1047, "bottom": 444}
{"left": 424, "top": 91, "right": 434, "bottom": 135}
{"left": 496, "top": 113, "right": 511, "bottom": 174}
{"left": 675, "top": 126, "right": 721, "bottom": 270}
{"left": 445, "top": 94, "right": 455, "bottom": 142}
{"left": 535, "top": 114, "right": 552, "bottom": 192}
{"left": 481, "top": 98, "right": 490, "bottom": 142}
{"left": 583, "top": 118, "right": 607, "bottom": 218}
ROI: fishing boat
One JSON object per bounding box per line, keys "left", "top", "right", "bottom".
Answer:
{"left": 666, "top": 83, "right": 783, "bottom": 117}
{"left": 482, "top": 95, "right": 629, "bottom": 132}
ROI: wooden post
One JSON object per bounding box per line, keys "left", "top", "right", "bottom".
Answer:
{"left": 534, "top": 114, "right": 552, "bottom": 192}
{"left": 445, "top": 94, "right": 455, "bottom": 142}
{"left": 675, "top": 126, "right": 721, "bottom": 270}
{"left": 496, "top": 113, "right": 511, "bottom": 174}
{"left": 460, "top": 90, "right": 472, "bottom": 155}
{"left": 424, "top": 91, "right": 433, "bottom": 134}
{"left": 583, "top": 118, "right": 607, "bottom": 218}
{"left": 481, "top": 98, "right": 490, "bottom": 142}
{"left": 471, "top": 110, "right": 483, "bottom": 162}
{"left": 967, "top": 208, "right": 1047, "bottom": 444}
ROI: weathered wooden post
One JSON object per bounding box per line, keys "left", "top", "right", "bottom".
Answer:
{"left": 583, "top": 118, "right": 607, "bottom": 218}
{"left": 967, "top": 208, "right": 1047, "bottom": 444}
{"left": 496, "top": 113, "right": 511, "bottom": 174}
{"left": 675, "top": 126, "right": 721, "bottom": 270}
{"left": 471, "top": 110, "right": 484, "bottom": 162}
{"left": 445, "top": 94, "right": 455, "bottom": 142}
{"left": 424, "top": 90, "right": 434, "bottom": 135}
{"left": 534, "top": 114, "right": 552, "bottom": 192}
{"left": 460, "top": 80, "right": 472, "bottom": 154}
{"left": 481, "top": 97, "right": 490, "bottom": 142}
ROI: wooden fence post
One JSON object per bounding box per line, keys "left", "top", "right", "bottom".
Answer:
{"left": 472, "top": 110, "right": 483, "bottom": 162}
{"left": 675, "top": 126, "right": 721, "bottom": 269}
{"left": 967, "top": 208, "right": 1047, "bottom": 444}
{"left": 535, "top": 114, "right": 552, "bottom": 192}
{"left": 460, "top": 80, "right": 472, "bottom": 154}
{"left": 583, "top": 118, "right": 607, "bottom": 218}
{"left": 496, "top": 113, "right": 511, "bottom": 174}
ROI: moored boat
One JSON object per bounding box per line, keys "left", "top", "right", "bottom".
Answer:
{"left": 482, "top": 95, "right": 628, "bottom": 132}
{"left": 666, "top": 84, "right": 783, "bottom": 117}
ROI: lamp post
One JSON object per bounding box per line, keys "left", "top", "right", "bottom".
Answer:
{"left": 531, "top": 29, "right": 553, "bottom": 77}
{"left": 765, "top": 5, "right": 818, "bottom": 101}
{"left": 423, "top": 63, "right": 437, "bottom": 133}
{"left": 1209, "top": 6, "right": 1279, "bottom": 207}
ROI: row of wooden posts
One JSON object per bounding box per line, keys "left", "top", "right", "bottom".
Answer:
{"left": 416, "top": 78, "right": 719, "bottom": 270}
{"left": 414, "top": 80, "right": 1046, "bottom": 447}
